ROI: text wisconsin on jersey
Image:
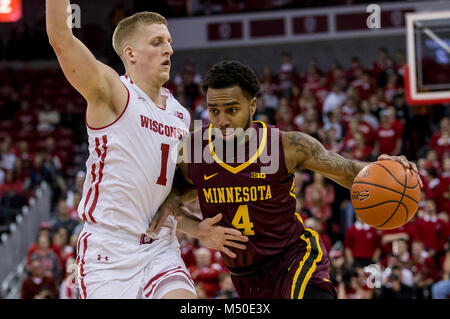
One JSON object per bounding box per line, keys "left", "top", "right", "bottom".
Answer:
{"left": 140, "top": 115, "right": 187, "bottom": 140}
{"left": 203, "top": 185, "right": 273, "bottom": 204}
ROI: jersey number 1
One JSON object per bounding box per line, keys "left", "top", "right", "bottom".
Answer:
{"left": 156, "top": 143, "right": 170, "bottom": 186}
{"left": 232, "top": 205, "right": 255, "bottom": 236}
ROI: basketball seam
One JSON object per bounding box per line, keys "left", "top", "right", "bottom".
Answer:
{"left": 376, "top": 165, "right": 409, "bottom": 228}
{"left": 352, "top": 181, "right": 419, "bottom": 205}
{"left": 374, "top": 162, "right": 419, "bottom": 189}
{"left": 353, "top": 200, "right": 407, "bottom": 210}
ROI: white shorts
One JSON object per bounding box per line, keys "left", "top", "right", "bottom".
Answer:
{"left": 76, "top": 222, "right": 196, "bottom": 299}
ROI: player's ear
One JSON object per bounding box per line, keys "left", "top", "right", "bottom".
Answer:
{"left": 123, "top": 45, "right": 136, "bottom": 64}
{"left": 249, "top": 97, "right": 257, "bottom": 117}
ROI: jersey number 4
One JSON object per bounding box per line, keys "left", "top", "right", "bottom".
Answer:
{"left": 156, "top": 143, "right": 170, "bottom": 186}
{"left": 232, "top": 205, "right": 255, "bottom": 236}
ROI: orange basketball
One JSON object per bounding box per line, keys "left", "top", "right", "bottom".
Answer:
{"left": 351, "top": 160, "right": 421, "bottom": 230}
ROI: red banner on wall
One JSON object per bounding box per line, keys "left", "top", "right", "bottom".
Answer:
{"left": 0, "top": 0, "right": 22, "bottom": 23}
{"left": 208, "top": 21, "right": 243, "bottom": 41}
{"left": 293, "top": 15, "right": 328, "bottom": 34}
{"left": 250, "top": 18, "right": 285, "bottom": 38}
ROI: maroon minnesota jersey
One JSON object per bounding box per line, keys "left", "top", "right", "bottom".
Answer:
{"left": 187, "top": 121, "right": 305, "bottom": 269}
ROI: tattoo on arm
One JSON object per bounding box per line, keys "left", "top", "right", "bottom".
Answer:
{"left": 320, "top": 151, "right": 360, "bottom": 180}
{"left": 289, "top": 132, "right": 360, "bottom": 183}
{"left": 288, "top": 132, "right": 313, "bottom": 157}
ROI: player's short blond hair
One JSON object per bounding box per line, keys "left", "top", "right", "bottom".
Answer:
{"left": 112, "top": 12, "right": 167, "bottom": 60}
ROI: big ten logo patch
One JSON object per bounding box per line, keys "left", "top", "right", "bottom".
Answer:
{"left": 251, "top": 172, "right": 266, "bottom": 179}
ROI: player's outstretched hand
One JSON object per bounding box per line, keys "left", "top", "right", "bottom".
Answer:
{"left": 147, "top": 192, "right": 183, "bottom": 238}
{"left": 198, "top": 213, "right": 248, "bottom": 258}
{"left": 378, "top": 154, "right": 423, "bottom": 188}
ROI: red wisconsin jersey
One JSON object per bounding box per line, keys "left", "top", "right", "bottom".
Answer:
{"left": 187, "top": 121, "right": 304, "bottom": 269}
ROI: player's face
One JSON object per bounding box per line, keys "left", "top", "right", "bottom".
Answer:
{"left": 133, "top": 23, "right": 173, "bottom": 84}
{"left": 207, "top": 86, "right": 256, "bottom": 141}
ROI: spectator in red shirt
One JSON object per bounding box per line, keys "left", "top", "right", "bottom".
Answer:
{"left": 52, "top": 227, "right": 73, "bottom": 275}
{"left": 354, "top": 112, "right": 376, "bottom": 145}
{"left": 408, "top": 240, "right": 439, "bottom": 296}
{"left": 323, "top": 107, "right": 344, "bottom": 141}
{"left": 374, "top": 107, "right": 403, "bottom": 156}
{"left": 29, "top": 233, "right": 62, "bottom": 284}
{"left": 350, "top": 70, "right": 374, "bottom": 102}
{"left": 279, "top": 52, "right": 295, "bottom": 98}
{"left": 312, "top": 75, "right": 330, "bottom": 115}
{"left": 21, "top": 256, "right": 58, "bottom": 299}
{"left": 423, "top": 167, "right": 447, "bottom": 211}
{"left": 294, "top": 107, "right": 319, "bottom": 134}
{"left": 429, "top": 117, "right": 450, "bottom": 163}
{"left": 351, "top": 132, "right": 374, "bottom": 162}
{"left": 440, "top": 158, "right": 450, "bottom": 186}
{"left": 178, "top": 232, "right": 200, "bottom": 269}
{"left": 341, "top": 95, "right": 359, "bottom": 128}
{"left": 340, "top": 119, "right": 359, "bottom": 156}
{"left": 297, "top": 87, "right": 317, "bottom": 115}
{"left": 304, "top": 172, "right": 335, "bottom": 223}
{"left": 189, "top": 247, "right": 223, "bottom": 298}
{"left": 384, "top": 73, "right": 401, "bottom": 104}
{"left": 322, "top": 126, "right": 343, "bottom": 154}
{"left": 275, "top": 101, "right": 300, "bottom": 132}
{"left": 380, "top": 223, "right": 415, "bottom": 257}
{"left": 345, "top": 217, "right": 382, "bottom": 268}
{"left": 302, "top": 65, "right": 321, "bottom": 93}
{"left": 368, "top": 92, "right": 388, "bottom": 119}
{"left": 372, "top": 47, "right": 389, "bottom": 79}
{"left": 0, "top": 170, "right": 24, "bottom": 197}
{"left": 360, "top": 99, "right": 379, "bottom": 131}
{"left": 441, "top": 183, "right": 450, "bottom": 215}
{"left": 424, "top": 149, "right": 442, "bottom": 174}
{"left": 347, "top": 56, "right": 365, "bottom": 79}
{"left": 27, "top": 222, "right": 61, "bottom": 262}
{"left": 415, "top": 200, "right": 447, "bottom": 255}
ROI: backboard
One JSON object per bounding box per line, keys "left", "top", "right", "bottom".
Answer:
{"left": 406, "top": 11, "right": 450, "bottom": 105}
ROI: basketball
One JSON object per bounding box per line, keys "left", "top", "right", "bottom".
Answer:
{"left": 351, "top": 160, "right": 421, "bottom": 230}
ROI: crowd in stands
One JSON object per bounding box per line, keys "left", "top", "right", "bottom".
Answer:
{"left": 0, "top": 0, "right": 429, "bottom": 63}
{"left": 1, "top": 41, "right": 449, "bottom": 298}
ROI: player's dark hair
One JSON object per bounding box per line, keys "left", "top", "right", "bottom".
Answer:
{"left": 201, "top": 60, "right": 260, "bottom": 100}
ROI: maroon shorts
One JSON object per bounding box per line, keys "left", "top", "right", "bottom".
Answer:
{"left": 230, "top": 228, "right": 336, "bottom": 299}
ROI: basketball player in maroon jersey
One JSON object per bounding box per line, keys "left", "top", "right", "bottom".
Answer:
{"left": 149, "top": 60, "right": 421, "bottom": 299}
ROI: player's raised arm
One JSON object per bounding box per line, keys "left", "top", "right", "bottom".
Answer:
{"left": 282, "top": 131, "right": 420, "bottom": 189}
{"left": 46, "top": 0, "right": 126, "bottom": 119}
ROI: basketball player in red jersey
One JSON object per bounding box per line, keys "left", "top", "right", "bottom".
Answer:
{"left": 149, "top": 60, "right": 421, "bottom": 299}
{"left": 46, "top": 1, "right": 248, "bottom": 299}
